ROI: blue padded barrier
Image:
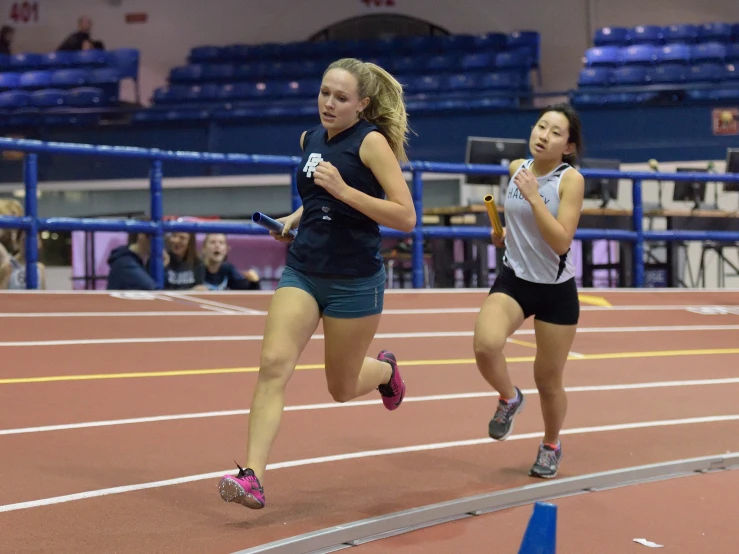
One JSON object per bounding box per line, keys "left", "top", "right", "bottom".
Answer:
{"left": 0, "top": 137, "right": 738, "bottom": 289}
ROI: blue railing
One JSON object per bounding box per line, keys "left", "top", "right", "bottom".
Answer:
{"left": 0, "top": 137, "right": 738, "bottom": 290}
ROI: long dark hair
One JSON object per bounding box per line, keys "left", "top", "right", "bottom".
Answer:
{"left": 536, "top": 103, "right": 583, "bottom": 166}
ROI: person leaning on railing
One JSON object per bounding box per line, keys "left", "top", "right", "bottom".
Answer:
{"left": 0, "top": 199, "right": 46, "bottom": 289}
{"left": 200, "top": 233, "right": 261, "bottom": 290}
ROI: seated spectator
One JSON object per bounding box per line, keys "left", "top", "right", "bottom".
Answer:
{"left": 0, "top": 231, "right": 46, "bottom": 289}
{"left": 0, "top": 26, "right": 14, "bottom": 55}
{"left": 0, "top": 198, "right": 22, "bottom": 254}
{"left": 0, "top": 199, "right": 46, "bottom": 289}
{"left": 156, "top": 232, "right": 207, "bottom": 290}
{"left": 107, "top": 231, "right": 159, "bottom": 290}
{"left": 201, "top": 233, "right": 261, "bottom": 290}
{"left": 58, "top": 16, "right": 104, "bottom": 51}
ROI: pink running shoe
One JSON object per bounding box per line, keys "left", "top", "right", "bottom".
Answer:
{"left": 218, "top": 463, "right": 265, "bottom": 509}
{"left": 377, "top": 350, "right": 405, "bottom": 410}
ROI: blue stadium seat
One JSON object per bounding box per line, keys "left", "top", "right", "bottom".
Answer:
{"left": 71, "top": 50, "right": 108, "bottom": 67}
{"left": 404, "top": 36, "right": 447, "bottom": 55}
{"left": 170, "top": 65, "right": 202, "bottom": 83}
{"left": 30, "top": 89, "right": 67, "bottom": 107}
{"left": 710, "top": 88, "right": 739, "bottom": 100}
{"left": 424, "top": 55, "right": 457, "bottom": 72}
{"left": 447, "top": 73, "right": 478, "bottom": 91}
{"left": 107, "top": 49, "right": 139, "bottom": 80}
{"left": 0, "top": 72, "right": 20, "bottom": 90}
{"left": 41, "top": 112, "right": 101, "bottom": 126}
{"left": 66, "top": 86, "right": 107, "bottom": 107}
{"left": 685, "top": 89, "right": 713, "bottom": 101}
{"left": 461, "top": 52, "right": 494, "bottom": 71}
{"left": 622, "top": 45, "right": 657, "bottom": 65}
{"left": 153, "top": 85, "right": 188, "bottom": 104}
{"left": 88, "top": 68, "right": 121, "bottom": 85}
{"left": 584, "top": 46, "right": 622, "bottom": 66}
{"left": 657, "top": 44, "right": 691, "bottom": 65}
{"left": 480, "top": 71, "right": 522, "bottom": 90}
{"left": 577, "top": 67, "right": 613, "bottom": 87}
{"left": 408, "top": 75, "right": 443, "bottom": 93}
{"left": 473, "top": 33, "right": 507, "bottom": 51}
{"left": 19, "top": 70, "right": 52, "bottom": 89}
{"left": 441, "top": 34, "right": 477, "bottom": 52}
{"left": 663, "top": 24, "right": 698, "bottom": 44}
{"left": 594, "top": 27, "right": 629, "bottom": 46}
{"left": 247, "top": 43, "right": 284, "bottom": 60}
{"left": 189, "top": 46, "right": 223, "bottom": 64}
{"left": 40, "top": 52, "right": 74, "bottom": 69}
{"left": 201, "top": 64, "right": 235, "bottom": 82}
{"left": 727, "top": 44, "right": 739, "bottom": 62}
{"left": 0, "top": 90, "right": 30, "bottom": 108}
{"left": 234, "top": 63, "right": 269, "bottom": 81}
{"left": 183, "top": 84, "right": 220, "bottom": 102}
{"left": 391, "top": 56, "right": 420, "bottom": 74}
{"left": 495, "top": 49, "right": 531, "bottom": 69}
{"left": 279, "top": 79, "right": 321, "bottom": 98}
{"left": 604, "top": 92, "right": 658, "bottom": 104}
{"left": 696, "top": 23, "right": 733, "bottom": 43}
{"left": 242, "top": 81, "right": 275, "bottom": 99}
{"left": 686, "top": 63, "right": 727, "bottom": 82}
{"left": 10, "top": 53, "right": 43, "bottom": 70}
{"left": 262, "top": 62, "right": 290, "bottom": 79}
{"left": 283, "top": 60, "right": 323, "bottom": 78}
{"left": 629, "top": 26, "right": 664, "bottom": 45}
{"left": 648, "top": 64, "right": 687, "bottom": 84}
{"left": 50, "top": 69, "right": 89, "bottom": 87}
{"left": 612, "top": 66, "right": 649, "bottom": 85}
{"left": 506, "top": 31, "right": 539, "bottom": 53}
{"left": 218, "top": 83, "right": 251, "bottom": 101}
{"left": 692, "top": 42, "right": 727, "bottom": 63}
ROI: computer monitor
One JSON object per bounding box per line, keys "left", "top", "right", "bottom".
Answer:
{"left": 579, "top": 158, "right": 620, "bottom": 208}
{"left": 673, "top": 167, "right": 706, "bottom": 209}
{"left": 464, "top": 137, "right": 529, "bottom": 186}
{"left": 724, "top": 148, "right": 739, "bottom": 193}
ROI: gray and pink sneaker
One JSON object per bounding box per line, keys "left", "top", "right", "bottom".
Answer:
{"left": 377, "top": 350, "right": 405, "bottom": 410}
{"left": 218, "top": 463, "right": 265, "bottom": 509}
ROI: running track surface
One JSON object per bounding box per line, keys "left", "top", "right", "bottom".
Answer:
{"left": 1, "top": 288, "right": 739, "bottom": 553}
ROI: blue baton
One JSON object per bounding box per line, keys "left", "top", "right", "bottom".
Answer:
{"left": 252, "top": 212, "right": 297, "bottom": 237}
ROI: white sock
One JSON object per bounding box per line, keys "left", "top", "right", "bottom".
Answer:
{"left": 503, "top": 389, "right": 519, "bottom": 404}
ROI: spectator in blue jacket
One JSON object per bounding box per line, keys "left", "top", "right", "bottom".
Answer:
{"left": 107, "top": 231, "right": 166, "bottom": 290}
{"left": 201, "top": 233, "right": 261, "bottom": 290}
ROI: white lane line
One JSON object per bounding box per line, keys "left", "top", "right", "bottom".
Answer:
{"left": 3, "top": 377, "right": 739, "bottom": 436}
{"left": 159, "top": 292, "right": 267, "bottom": 315}
{"left": 2, "top": 324, "right": 739, "bottom": 347}
{"left": 1, "top": 304, "right": 738, "bottom": 318}
{"left": 2, "top": 414, "right": 739, "bottom": 513}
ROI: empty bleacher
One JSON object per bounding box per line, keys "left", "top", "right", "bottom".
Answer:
{"left": 571, "top": 22, "right": 739, "bottom": 106}
{"left": 0, "top": 48, "right": 139, "bottom": 127}
{"left": 133, "top": 31, "right": 540, "bottom": 123}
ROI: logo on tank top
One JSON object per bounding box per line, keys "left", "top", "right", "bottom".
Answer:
{"left": 507, "top": 185, "right": 550, "bottom": 204}
{"left": 303, "top": 153, "right": 323, "bottom": 178}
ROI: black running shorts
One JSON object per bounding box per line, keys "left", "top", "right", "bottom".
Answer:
{"left": 489, "top": 263, "right": 580, "bottom": 326}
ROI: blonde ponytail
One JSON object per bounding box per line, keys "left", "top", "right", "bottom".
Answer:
{"left": 324, "top": 58, "right": 412, "bottom": 163}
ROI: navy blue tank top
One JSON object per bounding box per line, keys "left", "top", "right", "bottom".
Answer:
{"left": 286, "top": 119, "right": 386, "bottom": 278}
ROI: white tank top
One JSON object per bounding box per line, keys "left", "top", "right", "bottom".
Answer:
{"left": 7, "top": 257, "right": 39, "bottom": 290}
{"left": 502, "top": 158, "right": 577, "bottom": 284}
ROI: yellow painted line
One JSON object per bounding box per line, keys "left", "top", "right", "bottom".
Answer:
{"left": 2, "top": 348, "right": 738, "bottom": 385}
{"left": 507, "top": 338, "right": 538, "bottom": 349}
{"left": 578, "top": 294, "right": 612, "bottom": 307}
{"left": 577, "top": 348, "right": 739, "bottom": 361}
